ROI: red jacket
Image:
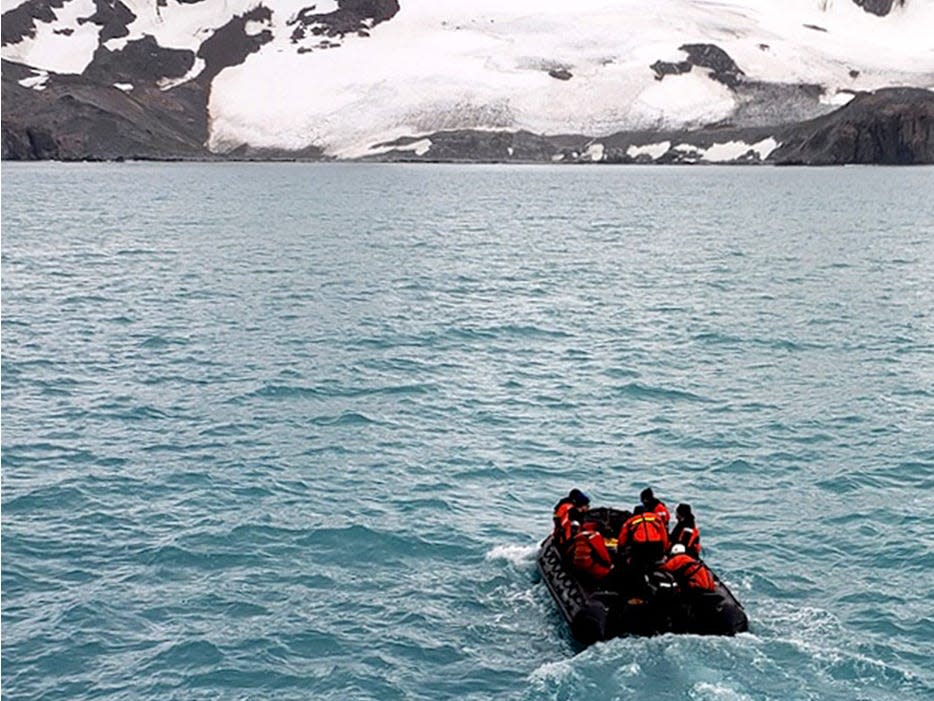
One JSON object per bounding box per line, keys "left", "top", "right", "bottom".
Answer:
{"left": 618, "top": 512, "right": 669, "bottom": 551}
{"left": 569, "top": 527, "right": 613, "bottom": 580}
{"left": 660, "top": 553, "right": 715, "bottom": 592}
{"left": 651, "top": 500, "right": 671, "bottom": 528}
{"left": 553, "top": 502, "right": 577, "bottom": 547}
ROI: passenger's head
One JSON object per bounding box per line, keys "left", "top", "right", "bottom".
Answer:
{"left": 676, "top": 503, "right": 692, "bottom": 520}
{"left": 570, "top": 520, "right": 581, "bottom": 536}
{"left": 640, "top": 487, "right": 655, "bottom": 505}
{"left": 569, "top": 489, "right": 591, "bottom": 509}
{"left": 670, "top": 544, "right": 686, "bottom": 556}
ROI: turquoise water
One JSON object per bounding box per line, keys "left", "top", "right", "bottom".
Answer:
{"left": 2, "top": 162, "right": 933, "bottom": 701}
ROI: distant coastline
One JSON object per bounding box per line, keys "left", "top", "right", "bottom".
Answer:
{"left": 4, "top": 88, "right": 932, "bottom": 166}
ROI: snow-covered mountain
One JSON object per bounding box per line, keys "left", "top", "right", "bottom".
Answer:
{"left": 3, "top": 0, "right": 934, "bottom": 162}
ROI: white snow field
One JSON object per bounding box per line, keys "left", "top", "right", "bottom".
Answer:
{"left": 3, "top": 0, "right": 934, "bottom": 156}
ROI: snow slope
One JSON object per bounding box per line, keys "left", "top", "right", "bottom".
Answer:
{"left": 3, "top": 0, "right": 934, "bottom": 157}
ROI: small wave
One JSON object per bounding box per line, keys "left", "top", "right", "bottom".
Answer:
{"left": 528, "top": 657, "right": 574, "bottom": 684}
{"left": 61, "top": 294, "right": 109, "bottom": 304}
{"left": 138, "top": 334, "right": 192, "bottom": 349}
{"left": 310, "top": 411, "right": 377, "bottom": 427}
{"left": 617, "top": 382, "right": 713, "bottom": 403}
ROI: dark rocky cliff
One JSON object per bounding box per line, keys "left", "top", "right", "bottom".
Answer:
{"left": 772, "top": 88, "right": 934, "bottom": 165}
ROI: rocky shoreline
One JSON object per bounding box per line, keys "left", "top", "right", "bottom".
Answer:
{"left": 4, "top": 81, "right": 931, "bottom": 165}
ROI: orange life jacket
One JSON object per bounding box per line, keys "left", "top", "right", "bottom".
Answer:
{"left": 651, "top": 500, "right": 671, "bottom": 528}
{"left": 661, "top": 553, "right": 716, "bottom": 592}
{"left": 618, "top": 512, "right": 669, "bottom": 551}
{"left": 570, "top": 527, "right": 613, "bottom": 580}
{"left": 552, "top": 501, "right": 577, "bottom": 547}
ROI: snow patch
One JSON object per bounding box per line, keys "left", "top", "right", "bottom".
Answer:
{"left": 0, "top": 0, "right": 30, "bottom": 12}
{"left": 584, "top": 142, "right": 605, "bottom": 161}
{"left": 750, "top": 136, "right": 780, "bottom": 159}
{"left": 18, "top": 69, "right": 49, "bottom": 91}
{"left": 244, "top": 20, "right": 270, "bottom": 37}
{"left": 370, "top": 138, "right": 435, "bottom": 156}
{"left": 1, "top": 0, "right": 99, "bottom": 74}
{"left": 103, "top": 0, "right": 275, "bottom": 53}
{"left": 701, "top": 136, "right": 780, "bottom": 162}
{"left": 820, "top": 90, "right": 856, "bottom": 106}
{"left": 630, "top": 71, "right": 736, "bottom": 128}
{"left": 507, "top": 146, "right": 515, "bottom": 156}
{"left": 113, "top": 82, "right": 134, "bottom": 92}
{"left": 158, "top": 59, "right": 206, "bottom": 91}
{"left": 627, "top": 140, "right": 672, "bottom": 160}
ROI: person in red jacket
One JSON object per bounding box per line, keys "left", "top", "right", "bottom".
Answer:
{"left": 660, "top": 544, "right": 716, "bottom": 592}
{"left": 569, "top": 521, "right": 614, "bottom": 582}
{"left": 552, "top": 489, "right": 590, "bottom": 549}
{"left": 617, "top": 505, "right": 669, "bottom": 568}
{"left": 669, "top": 503, "right": 702, "bottom": 558}
{"left": 640, "top": 487, "right": 670, "bottom": 529}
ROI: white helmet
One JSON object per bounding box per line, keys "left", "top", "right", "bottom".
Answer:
{"left": 670, "top": 544, "right": 686, "bottom": 556}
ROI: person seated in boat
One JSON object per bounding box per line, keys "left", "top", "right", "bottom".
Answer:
{"left": 640, "top": 487, "right": 670, "bottom": 530}
{"left": 568, "top": 520, "right": 614, "bottom": 583}
{"left": 553, "top": 489, "right": 590, "bottom": 549}
{"left": 617, "top": 505, "right": 669, "bottom": 570}
{"left": 669, "top": 503, "right": 702, "bottom": 558}
{"left": 660, "top": 544, "right": 715, "bottom": 592}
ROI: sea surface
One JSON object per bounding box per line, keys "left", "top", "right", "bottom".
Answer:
{"left": 2, "top": 162, "right": 933, "bottom": 701}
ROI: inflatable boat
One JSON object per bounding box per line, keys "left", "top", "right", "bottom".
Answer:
{"left": 538, "top": 507, "right": 748, "bottom": 644}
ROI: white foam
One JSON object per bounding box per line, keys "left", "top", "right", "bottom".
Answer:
{"left": 528, "top": 657, "right": 574, "bottom": 683}
{"left": 485, "top": 543, "right": 538, "bottom": 566}
{"left": 691, "top": 682, "right": 755, "bottom": 701}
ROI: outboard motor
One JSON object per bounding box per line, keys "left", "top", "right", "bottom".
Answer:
{"left": 571, "top": 602, "right": 609, "bottom": 644}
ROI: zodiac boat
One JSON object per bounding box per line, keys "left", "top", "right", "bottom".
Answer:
{"left": 538, "top": 507, "right": 749, "bottom": 644}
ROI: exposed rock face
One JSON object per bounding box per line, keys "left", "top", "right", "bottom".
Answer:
{"left": 678, "top": 44, "right": 745, "bottom": 87}
{"left": 82, "top": 36, "right": 195, "bottom": 85}
{"left": 773, "top": 88, "right": 934, "bottom": 164}
{"left": 852, "top": 0, "right": 905, "bottom": 17}
{"left": 1, "top": 0, "right": 69, "bottom": 46}
{"left": 649, "top": 44, "right": 745, "bottom": 87}
{"left": 1, "top": 59, "right": 210, "bottom": 160}
{"left": 288, "top": 0, "right": 400, "bottom": 46}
